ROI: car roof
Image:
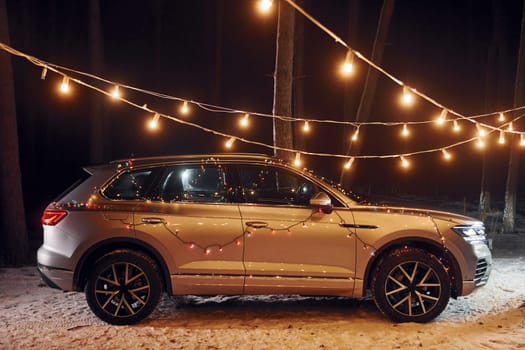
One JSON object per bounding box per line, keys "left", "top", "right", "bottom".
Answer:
{"left": 113, "top": 153, "right": 277, "bottom": 167}
{"left": 83, "top": 153, "right": 283, "bottom": 174}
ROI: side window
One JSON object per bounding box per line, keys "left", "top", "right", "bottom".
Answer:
{"left": 237, "top": 165, "right": 317, "bottom": 206}
{"left": 103, "top": 169, "right": 157, "bottom": 200}
{"left": 160, "top": 165, "right": 228, "bottom": 203}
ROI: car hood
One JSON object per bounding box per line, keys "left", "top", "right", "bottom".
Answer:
{"left": 352, "top": 205, "right": 481, "bottom": 225}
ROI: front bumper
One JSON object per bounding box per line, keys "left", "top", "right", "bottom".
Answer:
{"left": 461, "top": 242, "right": 492, "bottom": 295}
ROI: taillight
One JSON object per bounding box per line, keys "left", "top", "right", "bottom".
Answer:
{"left": 42, "top": 210, "right": 68, "bottom": 226}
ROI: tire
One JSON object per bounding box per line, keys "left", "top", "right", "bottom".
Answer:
{"left": 85, "top": 249, "right": 162, "bottom": 325}
{"left": 371, "top": 247, "right": 450, "bottom": 323}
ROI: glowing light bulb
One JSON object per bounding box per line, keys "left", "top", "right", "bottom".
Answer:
{"left": 239, "top": 113, "right": 250, "bottom": 128}
{"left": 401, "top": 124, "right": 410, "bottom": 137}
{"left": 401, "top": 86, "right": 414, "bottom": 106}
{"left": 259, "top": 0, "right": 272, "bottom": 12}
{"left": 498, "top": 112, "right": 505, "bottom": 122}
{"left": 59, "top": 76, "right": 70, "bottom": 93}
{"left": 453, "top": 120, "right": 461, "bottom": 132}
{"left": 225, "top": 137, "right": 236, "bottom": 149}
{"left": 477, "top": 137, "right": 485, "bottom": 149}
{"left": 341, "top": 50, "right": 354, "bottom": 76}
{"left": 180, "top": 101, "right": 190, "bottom": 115}
{"left": 40, "top": 67, "right": 48, "bottom": 80}
{"left": 344, "top": 157, "right": 355, "bottom": 170}
{"left": 294, "top": 153, "right": 302, "bottom": 167}
{"left": 476, "top": 124, "right": 486, "bottom": 137}
{"left": 111, "top": 85, "right": 121, "bottom": 99}
{"left": 351, "top": 128, "right": 359, "bottom": 142}
{"left": 520, "top": 134, "right": 525, "bottom": 146}
{"left": 436, "top": 109, "right": 447, "bottom": 126}
{"left": 499, "top": 130, "right": 506, "bottom": 144}
{"left": 400, "top": 156, "right": 410, "bottom": 169}
{"left": 148, "top": 113, "right": 160, "bottom": 130}
{"left": 302, "top": 121, "right": 310, "bottom": 133}
{"left": 508, "top": 122, "right": 514, "bottom": 132}
{"left": 442, "top": 149, "right": 452, "bottom": 160}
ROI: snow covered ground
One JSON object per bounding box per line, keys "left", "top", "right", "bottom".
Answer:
{"left": 1, "top": 251, "right": 524, "bottom": 350}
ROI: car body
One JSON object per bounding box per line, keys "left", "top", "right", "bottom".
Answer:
{"left": 38, "top": 154, "right": 492, "bottom": 324}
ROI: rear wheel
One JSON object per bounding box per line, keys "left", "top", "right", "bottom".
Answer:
{"left": 85, "top": 250, "right": 162, "bottom": 325}
{"left": 372, "top": 247, "right": 450, "bottom": 323}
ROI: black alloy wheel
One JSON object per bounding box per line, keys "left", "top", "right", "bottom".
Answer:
{"left": 372, "top": 247, "right": 451, "bottom": 323}
{"left": 85, "top": 249, "right": 162, "bottom": 325}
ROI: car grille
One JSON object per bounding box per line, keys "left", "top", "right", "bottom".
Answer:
{"left": 474, "top": 259, "right": 489, "bottom": 286}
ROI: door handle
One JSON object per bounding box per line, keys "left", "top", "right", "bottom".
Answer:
{"left": 245, "top": 221, "right": 269, "bottom": 229}
{"left": 141, "top": 217, "right": 166, "bottom": 225}
{"left": 339, "top": 223, "right": 378, "bottom": 229}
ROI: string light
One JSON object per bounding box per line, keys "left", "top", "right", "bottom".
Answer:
{"left": 343, "top": 157, "right": 355, "bottom": 170}
{"left": 400, "top": 156, "right": 410, "bottom": 169}
{"left": 508, "top": 122, "right": 514, "bottom": 132}
{"left": 498, "top": 130, "right": 506, "bottom": 144}
{"left": 225, "top": 137, "right": 236, "bottom": 149}
{"left": 341, "top": 50, "right": 354, "bottom": 76}
{"left": 180, "top": 101, "right": 190, "bottom": 115}
{"left": 148, "top": 113, "right": 161, "bottom": 130}
{"left": 239, "top": 113, "right": 250, "bottom": 128}
{"left": 59, "top": 76, "right": 70, "bottom": 94}
{"left": 521, "top": 134, "right": 525, "bottom": 146}
{"left": 3, "top": 42, "right": 525, "bottom": 167}
{"left": 498, "top": 112, "right": 506, "bottom": 122}
{"left": 436, "top": 109, "right": 447, "bottom": 126}
{"left": 294, "top": 152, "right": 302, "bottom": 167}
{"left": 401, "top": 86, "right": 414, "bottom": 106}
{"left": 453, "top": 120, "right": 461, "bottom": 132}
{"left": 401, "top": 123, "right": 410, "bottom": 137}
{"left": 442, "top": 149, "right": 452, "bottom": 160}
{"left": 40, "top": 67, "right": 48, "bottom": 80}
{"left": 351, "top": 127, "right": 359, "bottom": 142}
{"left": 258, "top": 0, "right": 272, "bottom": 12}
{"left": 476, "top": 137, "right": 485, "bottom": 149}
{"left": 110, "top": 85, "right": 121, "bottom": 99}
{"left": 302, "top": 121, "right": 310, "bottom": 133}
{"left": 476, "top": 123, "right": 487, "bottom": 137}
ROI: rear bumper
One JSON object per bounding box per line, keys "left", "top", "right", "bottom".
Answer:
{"left": 37, "top": 246, "right": 74, "bottom": 291}
{"left": 37, "top": 264, "right": 74, "bottom": 291}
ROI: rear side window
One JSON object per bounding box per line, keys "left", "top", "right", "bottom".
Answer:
{"left": 103, "top": 169, "right": 158, "bottom": 200}
{"left": 159, "top": 165, "right": 228, "bottom": 203}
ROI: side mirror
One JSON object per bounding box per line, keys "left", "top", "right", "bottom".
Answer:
{"left": 309, "top": 191, "right": 333, "bottom": 214}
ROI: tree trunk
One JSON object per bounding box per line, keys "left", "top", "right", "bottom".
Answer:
{"left": 503, "top": 0, "right": 525, "bottom": 234}
{"left": 340, "top": 0, "right": 395, "bottom": 185}
{"left": 0, "top": 0, "right": 29, "bottom": 265}
{"left": 89, "top": 0, "right": 107, "bottom": 163}
{"left": 480, "top": 0, "right": 507, "bottom": 220}
{"left": 273, "top": 0, "right": 295, "bottom": 160}
{"left": 293, "top": 0, "right": 305, "bottom": 151}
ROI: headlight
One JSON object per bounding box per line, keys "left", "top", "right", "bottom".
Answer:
{"left": 452, "top": 224, "right": 487, "bottom": 243}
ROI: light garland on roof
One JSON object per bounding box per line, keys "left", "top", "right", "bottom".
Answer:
{"left": 0, "top": 39, "right": 524, "bottom": 172}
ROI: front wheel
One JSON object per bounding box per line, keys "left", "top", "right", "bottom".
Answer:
{"left": 85, "top": 250, "right": 162, "bottom": 325}
{"left": 371, "top": 247, "right": 450, "bottom": 323}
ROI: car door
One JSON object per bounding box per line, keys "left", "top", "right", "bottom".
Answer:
{"left": 233, "top": 163, "right": 357, "bottom": 296}
{"left": 132, "top": 163, "right": 245, "bottom": 295}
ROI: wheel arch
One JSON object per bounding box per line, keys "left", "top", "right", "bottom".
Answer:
{"left": 363, "top": 237, "right": 463, "bottom": 298}
{"left": 73, "top": 238, "right": 172, "bottom": 293}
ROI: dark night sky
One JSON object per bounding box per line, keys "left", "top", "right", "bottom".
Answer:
{"left": 4, "top": 0, "right": 525, "bottom": 233}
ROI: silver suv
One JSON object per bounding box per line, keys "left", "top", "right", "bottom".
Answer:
{"left": 38, "top": 154, "right": 491, "bottom": 325}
